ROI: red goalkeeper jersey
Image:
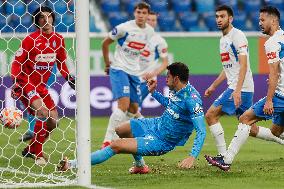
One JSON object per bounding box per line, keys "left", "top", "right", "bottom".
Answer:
{"left": 11, "top": 30, "right": 70, "bottom": 94}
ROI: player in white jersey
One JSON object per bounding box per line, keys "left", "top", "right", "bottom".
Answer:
{"left": 205, "top": 6, "right": 284, "bottom": 171}
{"left": 139, "top": 11, "right": 168, "bottom": 103}
{"left": 101, "top": 2, "right": 155, "bottom": 148}
{"left": 204, "top": 5, "right": 254, "bottom": 157}
{"left": 204, "top": 5, "right": 284, "bottom": 160}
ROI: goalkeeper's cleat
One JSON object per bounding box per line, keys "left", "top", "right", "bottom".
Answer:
{"left": 19, "top": 132, "right": 34, "bottom": 142}
{"left": 57, "top": 157, "right": 70, "bottom": 172}
{"left": 22, "top": 148, "right": 35, "bottom": 159}
{"left": 204, "top": 154, "right": 231, "bottom": 171}
{"left": 129, "top": 165, "right": 150, "bottom": 174}
{"left": 35, "top": 157, "right": 47, "bottom": 166}
{"left": 101, "top": 141, "right": 111, "bottom": 149}
{"left": 205, "top": 154, "right": 224, "bottom": 166}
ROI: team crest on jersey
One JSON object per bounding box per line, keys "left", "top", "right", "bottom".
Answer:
{"left": 193, "top": 103, "right": 203, "bottom": 115}
{"left": 52, "top": 41, "right": 56, "bottom": 48}
{"left": 15, "top": 48, "right": 23, "bottom": 57}
{"left": 111, "top": 27, "right": 117, "bottom": 35}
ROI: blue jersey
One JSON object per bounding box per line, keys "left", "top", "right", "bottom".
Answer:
{"left": 151, "top": 83, "right": 206, "bottom": 158}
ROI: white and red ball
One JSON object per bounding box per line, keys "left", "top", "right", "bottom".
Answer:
{"left": 0, "top": 107, "right": 23, "bottom": 129}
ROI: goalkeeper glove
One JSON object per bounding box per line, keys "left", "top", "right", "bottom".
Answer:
{"left": 65, "top": 75, "right": 75, "bottom": 90}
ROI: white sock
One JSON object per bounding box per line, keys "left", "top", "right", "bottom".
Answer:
{"left": 256, "top": 126, "right": 284, "bottom": 145}
{"left": 103, "top": 109, "right": 127, "bottom": 142}
{"left": 209, "top": 122, "right": 226, "bottom": 156}
{"left": 279, "top": 132, "right": 284, "bottom": 139}
{"left": 224, "top": 123, "right": 250, "bottom": 164}
{"left": 69, "top": 159, "right": 77, "bottom": 169}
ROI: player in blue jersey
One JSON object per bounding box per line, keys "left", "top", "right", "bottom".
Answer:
{"left": 205, "top": 6, "right": 284, "bottom": 171}
{"left": 58, "top": 62, "right": 206, "bottom": 173}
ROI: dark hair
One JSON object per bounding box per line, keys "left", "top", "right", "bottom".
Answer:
{"left": 260, "top": 6, "right": 280, "bottom": 20}
{"left": 134, "top": 2, "right": 151, "bottom": 13}
{"left": 167, "top": 62, "right": 189, "bottom": 83}
{"left": 33, "top": 6, "right": 55, "bottom": 28}
{"left": 216, "top": 5, "right": 234, "bottom": 17}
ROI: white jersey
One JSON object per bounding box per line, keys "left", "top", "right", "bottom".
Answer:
{"left": 219, "top": 27, "right": 254, "bottom": 92}
{"left": 264, "top": 29, "right": 284, "bottom": 96}
{"left": 109, "top": 20, "right": 155, "bottom": 76}
{"left": 138, "top": 33, "right": 168, "bottom": 79}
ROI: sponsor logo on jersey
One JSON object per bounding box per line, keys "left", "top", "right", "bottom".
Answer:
{"left": 193, "top": 103, "right": 203, "bottom": 115}
{"left": 266, "top": 52, "right": 277, "bottom": 60}
{"left": 15, "top": 48, "right": 23, "bottom": 57}
{"left": 111, "top": 27, "right": 117, "bottom": 35}
{"left": 170, "top": 95, "right": 181, "bottom": 102}
{"left": 220, "top": 52, "right": 230, "bottom": 62}
{"left": 33, "top": 65, "right": 53, "bottom": 71}
{"left": 36, "top": 43, "right": 42, "bottom": 47}
{"left": 27, "top": 90, "right": 38, "bottom": 99}
{"left": 162, "top": 48, "right": 167, "bottom": 53}
{"left": 141, "top": 50, "right": 150, "bottom": 57}
{"left": 35, "top": 53, "right": 56, "bottom": 62}
{"left": 166, "top": 107, "right": 179, "bottom": 119}
{"left": 128, "top": 41, "right": 146, "bottom": 50}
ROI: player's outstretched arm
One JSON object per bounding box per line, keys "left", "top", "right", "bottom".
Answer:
{"left": 148, "top": 79, "right": 169, "bottom": 107}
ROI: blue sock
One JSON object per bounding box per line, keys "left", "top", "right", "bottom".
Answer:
{"left": 91, "top": 146, "right": 116, "bottom": 165}
{"left": 28, "top": 114, "right": 36, "bottom": 134}
{"left": 133, "top": 154, "right": 145, "bottom": 167}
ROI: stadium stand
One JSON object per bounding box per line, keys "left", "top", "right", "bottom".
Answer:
{"left": 1, "top": 0, "right": 284, "bottom": 33}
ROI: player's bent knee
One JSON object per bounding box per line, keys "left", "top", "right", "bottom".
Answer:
{"left": 239, "top": 114, "right": 250, "bottom": 124}
{"left": 110, "top": 141, "right": 122, "bottom": 154}
{"left": 205, "top": 111, "right": 216, "bottom": 125}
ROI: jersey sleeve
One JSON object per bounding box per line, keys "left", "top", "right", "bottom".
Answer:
{"left": 151, "top": 90, "right": 169, "bottom": 107}
{"left": 11, "top": 37, "right": 30, "bottom": 81}
{"left": 232, "top": 31, "right": 248, "bottom": 56}
{"left": 157, "top": 37, "right": 168, "bottom": 58}
{"left": 265, "top": 39, "right": 281, "bottom": 64}
{"left": 56, "top": 36, "right": 70, "bottom": 79}
{"left": 11, "top": 37, "right": 36, "bottom": 94}
{"left": 108, "top": 23, "right": 127, "bottom": 41}
{"left": 186, "top": 95, "right": 206, "bottom": 158}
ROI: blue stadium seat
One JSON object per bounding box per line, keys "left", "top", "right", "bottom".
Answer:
{"left": 108, "top": 11, "right": 128, "bottom": 28}
{"left": 233, "top": 12, "right": 249, "bottom": 30}
{"left": 172, "top": 0, "right": 192, "bottom": 14}
{"left": 188, "top": 25, "right": 209, "bottom": 32}
{"left": 68, "top": 23, "right": 75, "bottom": 32}
{"left": 15, "top": 25, "right": 28, "bottom": 33}
{"left": 123, "top": 0, "right": 140, "bottom": 15}
{"left": 90, "top": 16, "right": 101, "bottom": 32}
{"left": 101, "top": 0, "right": 120, "bottom": 15}
{"left": 54, "top": 13, "right": 62, "bottom": 26}
{"left": 1, "top": 25, "right": 14, "bottom": 33}
{"left": 0, "top": 14, "right": 6, "bottom": 29}
{"left": 55, "top": 23, "right": 68, "bottom": 32}
{"left": 68, "top": 0, "right": 75, "bottom": 13}
{"left": 158, "top": 11, "right": 176, "bottom": 31}
{"left": 265, "top": 0, "right": 284, "bottom": 11}
{"left": 27, "top": 1, "right": 41, "bottom": 14}
{"left": 62, "top": 12, "right": 74, "bottom": 27}
{"left": 54, "top": 1, "right": 68, "bottom": 14}
{"left": 203, "top": 12, "right": 216, "bottom": 31}
{"left": 195, "top": 0, "right": 214, "bottom": 14}
{"left": 21, "top": 14, "right": 32, "bottom": 28}
{"left": 13, "top": 1, "right": 26, "bottom": 16}
{"left": 179, "top": 11, "right": 199, "bottom": 31}
{"left": 243, "top": 0, "right": 261, "bottom": 13}
{"left": 249, "top": 12, "right": 260, "bottom": 30}
{"left": 149, "top": 0, "right": 168, "bottom": 13}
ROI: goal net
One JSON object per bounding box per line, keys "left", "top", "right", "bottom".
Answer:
{"left": 0, "top": 0, "right": 90, "bottom": 187}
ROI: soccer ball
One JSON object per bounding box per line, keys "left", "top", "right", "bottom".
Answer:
{"left": 0, "top": 107, "right": 23, "bottom": 129}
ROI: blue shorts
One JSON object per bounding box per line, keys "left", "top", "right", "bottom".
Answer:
{"left": 213, "top": 88, "right": 253, "bottom": 117}
{"left": 252, "top": 94, "right": 284, "bottom": 126}
{"left": 109, "top": 68, "right": 141, "bottom": 103}
{"left": 130, "top": 118, "right": 175, "bottom": 156}
{"left": 140, "top": 81, "right": 149, "bottom": 103}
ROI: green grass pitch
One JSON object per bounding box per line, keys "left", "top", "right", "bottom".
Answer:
{"left": 1, "top": 116, "right": 283, "bottom": 189}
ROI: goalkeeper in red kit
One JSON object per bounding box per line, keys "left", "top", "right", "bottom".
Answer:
{"left": 11, "top": 6, "right": 75, "bottom": 165}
